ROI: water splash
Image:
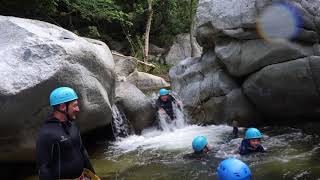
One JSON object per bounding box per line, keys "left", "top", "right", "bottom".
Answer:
{"left": 109, "top": 125, "right": 232, "bottom": 154}
{"left": 104, "top": 124, "right": 320, "bottom": 179}
{"left": 157, "top": 102, "right": 186, "bottom": 132}
{"left": 111, "top": 104, "right": 132, "bottom": 138}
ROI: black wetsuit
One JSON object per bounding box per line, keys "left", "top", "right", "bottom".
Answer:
{"left": 232, "top": 127, "right": 239, "bottom": 138}
{"left": 36, "top": 117, "right": 94, "bottom": 180}
{"left": 239, "top": 139, "right": 265, "bottom": 155}
{"left": 183, "top": 152, "right": 207, "bottom": 160}
{"left": 155, "top": 95, "right": 176, "bottom": 120}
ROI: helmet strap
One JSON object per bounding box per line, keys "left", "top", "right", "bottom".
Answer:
{"left": 56, "top": 103, "right": 70, "bottom": 121}
{"left": 65, "top": 102, "right": 73, "bottom": 121}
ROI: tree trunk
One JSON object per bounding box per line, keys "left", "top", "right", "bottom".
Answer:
{"left": 144, "top": 0, "right": 154, "bottom": 71}
{"left": 190, "top": 0, "right": 197, "bottom": 57}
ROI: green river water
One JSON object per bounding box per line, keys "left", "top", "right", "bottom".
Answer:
{"left": 88, "top": 126, "right": 320, "bottom": 180}
{"left": 23, "top": 125, "right": 320, "bottom": 180}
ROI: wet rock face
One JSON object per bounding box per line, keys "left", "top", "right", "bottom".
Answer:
{"left": 243, "top": 56, "right": 320, "bottom": 119}
{"left": 170, "top": 51, "right": 258, "bottom": 126}
{"left": 165, "top": 33, "right": 202, "bottom": 65}
{"left": 115, "top": 82, "right": 156, "bottom": 134}
{"left": 171, "top": 0, "right": 320, "bottom": 125}
{"left": 0, "top": 16, "right": 115, "bottom": 162}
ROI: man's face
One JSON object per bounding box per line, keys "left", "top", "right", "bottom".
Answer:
{"left": 249, "top": 138, "right": 261, "bottom": 149}
{"left": 203, "top": 144, "right": 212, "bottom": 154}
{"left": 67, "top": 100, "right": 80, "bottom": 120}
{"left": 160, "top": 95, "right": 169, "bottom": 101}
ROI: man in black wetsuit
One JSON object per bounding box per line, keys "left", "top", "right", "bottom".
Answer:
{"left": 155, "top": 88, "right": 180, "bottom": 121}
{"left": 36, "top": 87, "right": 96, "bottom": 180}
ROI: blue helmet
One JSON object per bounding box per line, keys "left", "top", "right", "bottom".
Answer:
{"left": 217, "top": 158, "right": 251, "bottom": 180}
{"left": 50, "top": 87, "right": 78, "bottom": 106}
{"left": 192, "top": 136, "right": 208, "bottom": 152}
{"left": 245, "top": 128, "right": 262, "bottom": 140}
{"left": 159, "top": 88, "right": 170, "bottom": 96}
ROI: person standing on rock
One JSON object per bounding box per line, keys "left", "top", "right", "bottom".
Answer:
{"left": 36, "top": 87, "right": 98, "bottom": 180}
{"left": 155, "top": 88, "right": 181, "bottom": 121}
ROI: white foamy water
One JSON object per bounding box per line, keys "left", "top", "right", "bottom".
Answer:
{"left": 110, "top": 124, "right": 232, "bottom": 153}
{"left": 109, "top": 96, "right": 233, "bottom": 154}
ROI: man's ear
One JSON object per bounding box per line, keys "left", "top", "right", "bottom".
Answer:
{"left": 59, "top": 103, "right": 67, "bottom": 111}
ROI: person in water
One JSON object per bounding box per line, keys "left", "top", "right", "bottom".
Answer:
{"left": 36, "top": 87, "right": 99, "bottom": 180}
{"left": 239, "top": 128, "right": 265, "bottom": 155}
{"left": 217, "top": 158, "right": 251, "bottom": 180}
{"left": 155, "top": 88, "right": 181, "bottom": 121}
{"left": 183, "top": 136, "right": 212, "bottom": 159}
{"left": 232, "top": 120, "right": 239, "bottom": 138}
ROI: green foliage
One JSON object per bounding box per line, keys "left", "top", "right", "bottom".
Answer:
{"left": 1, "top": 0, "right": 58, "bottom": 17}
{"left": 57, "top": 0, "right": 131, "bottom": 25}
{"left": 1, "top": 0, "right": 199, "bottom": 63}
{"left": 87, "top": 26, "right": 101, "bottom": 38}
{"left": 152, "top": 63, "right": 173, "bottom": 75}
{"left": 117, "top": 0, "right": 195, "bottom": 47}
{"left": 137, "top": 62, "right": 172, "bottom": 76}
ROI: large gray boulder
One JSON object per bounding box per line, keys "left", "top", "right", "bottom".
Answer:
{"left": 112, "top": 51, "right": 170, "bottom": 91}
{"left": 196, "top": 0, "right": 320, "bottom": 47}
{"left": 149, "top": 44, "right": 166, "bottom": 56}
{"left": 115, "top": 82, "right": 156, "bottom": 134}
{"left": 170, "top": 51, "right": 258, "bottom": 125}
{"left": 0, "top": 16, "right": 115, "bottom": 162}
{"left": 165, "top": 33, "right": 202, "bottom": 65}
{"left": 196, "top": 0, "right": 258, "bottom": 30}
{"left": 215, "top": 39, "right": 316, "bottom": 76}
{"left": 127, "top": 70, "right": 170, "bottom": 91}
{"left": 243, "top": 56, "right": 320, "bottom": 119}
{"left": 169, "top": 0, "right": 320, "bottom": 125}
{"left": 196, "top": 0, "right": 260, "bottom": 48}
{"left": 112, "top": 51, "right": 137, "bottom": 79}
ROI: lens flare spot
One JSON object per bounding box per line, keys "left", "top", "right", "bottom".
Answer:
{"left": 257, "top": 3, "right": 300, "bottom": 41}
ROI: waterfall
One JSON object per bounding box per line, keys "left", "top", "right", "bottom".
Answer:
{"left": 156, "top": 93, "right": 187, "bottom": 132}
{"left": 108, "top": 92, "right": 234, "bottom": 153}
{"left": 111, "top": 91, "right": 186, "bottom": 139}
{"left": 111, "top": 104, "right": 132, "bottom": 138}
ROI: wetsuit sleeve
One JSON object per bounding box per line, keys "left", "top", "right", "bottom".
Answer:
{"left": 79, "top": 132, "right": 95, "bottom": 173}
{"left": 36, "top": 133, "right": 55, "bottom": 180}
{"left": 170, "top": 95, "right": 176, "bottom": 103}
{"left": 239, "top": 140, "right": 248, "bottom": 155}
{"left": 170, "top": 95, "right": 182, "bottom": 110}
{"left": 257, "top": 145, "right": 265, "bottom": 153}
{"left": 232, "top": 127, "right": 239, "bottom": 138}
{"left": 155, "top": 99, "right": 161, "bottom": 110}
